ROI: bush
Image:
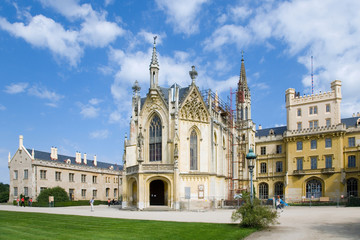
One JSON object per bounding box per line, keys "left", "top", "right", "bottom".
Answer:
{"left": 30, "top": 200, "right": 107, "bottom": 207}
{"left": 37, "top": 186, "right": 69, "bottom": 203}
{"left": 0, "top": 183, "right": 9, "bottom": 203}
{"left": 232, "top": 192, "right": 278, "bottom": 228}
{"left": 347, "top": 196, "right": 360, "bottom": 207}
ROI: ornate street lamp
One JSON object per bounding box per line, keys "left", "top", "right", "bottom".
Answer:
{"left": 246, "top": 148, "right": 256, "bottom": 205}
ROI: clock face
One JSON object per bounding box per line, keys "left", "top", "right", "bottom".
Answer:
{"left": 198, "top": 185, "right": 204, "bottom": 191}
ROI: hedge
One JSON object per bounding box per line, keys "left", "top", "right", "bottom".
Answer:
{"left": 13, "top": 200, "right": 107, "bottom": 207}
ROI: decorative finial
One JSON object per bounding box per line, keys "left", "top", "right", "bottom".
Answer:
{"left": 153, "top": 36, "right": 157, "bottom": 46}
{"left": 189, "top": 65, "right": 198, "bottom": 84}
{"left": 241, "top": 50, "right": 244, "bottom": 60}
{"left": 132, "top": 80, "right": 141, "bottom": 95}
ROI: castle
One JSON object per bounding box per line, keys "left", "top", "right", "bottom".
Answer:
{"left": 8, "top": 39, "right": 360, "bottom": 208}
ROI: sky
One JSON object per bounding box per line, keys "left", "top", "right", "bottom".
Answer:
{"left": 1, "top": 0, "right": 360, "bottom": 184}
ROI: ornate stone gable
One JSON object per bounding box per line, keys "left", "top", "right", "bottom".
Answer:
{"left": 140, "top": 89, "right": 168, "bottom": 116}
{"left": 179, "top": 87, "right": 209, "bottom": 123}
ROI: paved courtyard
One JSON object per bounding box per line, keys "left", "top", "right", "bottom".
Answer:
{"left": 1, "top": 205, "right": 359, "bottom": 239}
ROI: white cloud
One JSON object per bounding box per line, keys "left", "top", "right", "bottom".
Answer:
{"left": 205, "top": 0, "right": 360, "bottom": 117}
{"left": 155, "top": 0, "right": 208, "bottom": 35}
{"left": 28, "top": 85, "right": 63, "bottom": 102}
{"left": 0, "top": 15, "right": 82, "bottom": 66}
{"left": 90, "top": 129, "right": 109, "bottom": 139}
{"left": 0, "top": 1, "right": 124, "bottom": 66}
{"left": 0, "top": 104, "right": 6, "bottom": 111}
{"left": 80, "top": 105, "right": 99, "bottom": 118}
{"left": 78, "top": 98, "right": 103, "bottom": 119}
{"left": 4, "top": 82, "right": 62, "bottom": 107}
{"left": 203, "top": 24, "right": 252, "bottom": 51}
{"left": 89, "top": 98, "right": 102, "bottom": 105}
{"left": 104, "top": 0, "right": 114, "bottom": 7}
{"left": 4, "top": 82, "right": 29, "bottom": 94}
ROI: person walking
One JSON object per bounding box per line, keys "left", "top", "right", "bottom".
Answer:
{"left": 108, "top": 199, "right": 111, "bottom": 207}
{"left": 16, "top": 198, "right": 20, "bottom": 207}
{"left": 90, "top": 198, "right": 94, "bottom": 212}
{"left": 29, "top": 198, "right": 33, "bottom": 207}
{"left": 21, "top": 196, "right": 25, "bottom": 207}
{"left": 276, "top": 195, "right": 283, "bottom": 212}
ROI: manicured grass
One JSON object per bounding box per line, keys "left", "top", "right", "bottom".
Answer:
{"left": 0, "top": 211, "right": 256, "bottom": 240}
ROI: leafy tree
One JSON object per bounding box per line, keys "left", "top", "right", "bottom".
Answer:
{"left": 0, "top": 183, "right": 9, "bottom": 203}
{"left": 232, "top": 192, "right": 278, "bottom": 228}
{"left": 37, "top": 186, "right": 69, "bottom": 203}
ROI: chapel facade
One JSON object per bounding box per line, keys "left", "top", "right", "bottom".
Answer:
{"left": 122, "top": 39, "right": 255, "bottom": 210}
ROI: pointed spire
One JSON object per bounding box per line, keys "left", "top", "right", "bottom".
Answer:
{"left": 239, "top": 50, "right": 247, "bottom": 88}
{"left": 150, "top": 36, "right": 159, "bottom": 68}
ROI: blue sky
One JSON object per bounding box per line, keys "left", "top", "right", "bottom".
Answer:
{"left": 1, "top": 0, "right": 359, "bottom": 184}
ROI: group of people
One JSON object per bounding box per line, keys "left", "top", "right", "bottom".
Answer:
{"left": 16, "top": 197, "right": 32, "bottom": 207}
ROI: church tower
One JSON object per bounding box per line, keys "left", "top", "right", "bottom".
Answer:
{"left": 150, "top": 36, "right": 159, "bottom": 89}
{"left": 236, "top": 52, "right": 256, "bottom": 191}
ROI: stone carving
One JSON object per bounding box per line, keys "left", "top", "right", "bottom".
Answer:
{"left": 137, "top": 129, "right": 144, "bottom": 163}
{"left": 179, "top": 89, "right": 209, "bottom": 122}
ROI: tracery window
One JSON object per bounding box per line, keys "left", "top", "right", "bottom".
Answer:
{"left": 149, "top": 115, "right": 162, "bottom": 162}
{"left": 190, "top": 130, "right": 198, "bottom": 170}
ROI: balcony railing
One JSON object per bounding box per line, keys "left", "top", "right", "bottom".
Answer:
{"left": 293, "top": 170, "right": 305, "bottom": 175}
{"left": 321, "top": 167, "right": 335, "bottom": 174}
{"left": 126, "top": 164, "right": 174, "bottom": 174}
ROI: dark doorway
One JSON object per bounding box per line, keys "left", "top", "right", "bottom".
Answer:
{"left": 150, "top": 180, "right": 165, "bottom": 205}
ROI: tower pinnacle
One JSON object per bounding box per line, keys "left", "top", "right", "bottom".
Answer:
{"left": 149, "top": 36, "right": 159, "bottom": 89}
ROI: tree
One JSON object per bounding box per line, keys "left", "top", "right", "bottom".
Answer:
{"left": 0, "top": 183, "right": 9, "bottom": 203}
{"left": 232, "top": 192, "right": 278, "bottom": 228}
{"left": 37, "top": 186, "right": 69, "bottom": 203}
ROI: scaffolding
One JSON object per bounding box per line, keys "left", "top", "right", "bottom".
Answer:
{"left": 200, "top": 88, "right": 246, "bottom": 201}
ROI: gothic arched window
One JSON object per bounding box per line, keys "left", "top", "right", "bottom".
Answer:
{"left": 149, "top": 115, "right": 162, "bottom": 162}
{"left": 190, "top": 130, "right": 198, "bottom": 170}
{"left": 245, "top": 107, "right": 248, "bottom": 120}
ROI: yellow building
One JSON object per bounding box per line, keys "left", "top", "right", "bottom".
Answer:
{"left": 255, "top": 80, "right": 360, "bottom": 202}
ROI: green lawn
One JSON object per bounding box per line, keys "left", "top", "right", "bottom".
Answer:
{"left": 0, "top": 211, "right": 256, "bottom": 240}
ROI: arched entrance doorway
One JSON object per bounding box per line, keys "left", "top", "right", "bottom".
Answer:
{"left": 150, "top": 180, "right": 165, "bottom": 205}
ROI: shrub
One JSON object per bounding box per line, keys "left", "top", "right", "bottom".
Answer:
{"left": 232, "top": 192, "right": 278, "bottom": 228}
{"left": 347, "top": 196, "right": 360, "bottom": 207}
{"left": 0, "top": 183, "right": 9, "bottom": 203}
{"left": 37, "top": 186, "right": 69, "bottom": 203}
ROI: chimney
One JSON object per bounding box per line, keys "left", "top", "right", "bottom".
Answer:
{"left": 93, "top": 155, "right": 97, "bottom": 166}
{"left": 75, "top": 152, "right": 81, "bottom": 164}
{"left": 353, "top": 113, "right": 356, "bottom": 117}
{"left": 19, "top": 135, "right": 23, "bottom": 149}
{"left": 54, "top": 147, "right": 58, "bottom": 160}
{"left": 357, "top": 112, "right": 360, "bottom": 117}
{"left": 8, "top": 152, "right": 11, "bottom": 163}
{"left": 31, "top": 149, "right": 34, "bottom": 159}
{"left": 258, "top": 125, "right": 262, "bottom": 130}
{"left": 83, "top": 153, "right": 87, "bottom": 165}
{"left": 50, "top": 147, "right": 54, "bottom": 159}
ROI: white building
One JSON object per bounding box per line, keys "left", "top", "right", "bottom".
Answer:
{"left": 8, "top": 135, "right": 123, "bottom": 202}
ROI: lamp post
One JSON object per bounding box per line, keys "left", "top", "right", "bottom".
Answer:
{"left": 246, "top": 148, "right": 256, "bottom": 205}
